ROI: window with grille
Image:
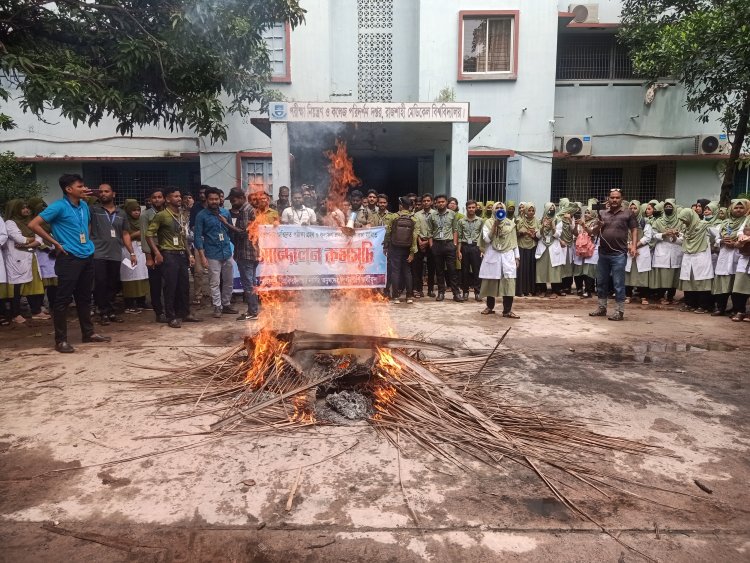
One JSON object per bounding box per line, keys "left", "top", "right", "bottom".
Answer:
{"left": 551, "top": 162, "right": 676, "bottom": 203}
{"left": 242, "top": 158, "right": 273, "bottom": 194}
{"left": 459, "top": 13, "right": 517, "bottom": 79}
{"left": 262, "top": 22, "right": 289, "bottom": 80}
{"left": 468, "top": 157, "right": 507, "bottom": 203}
{"left": 734, "top": 167, "right": 750, "bottom": 197}
{"left": 100, "top": 167, "right": 169, "bottom": 205}
{"left": 556, "top": 34, "right": 636, "bottom": 81}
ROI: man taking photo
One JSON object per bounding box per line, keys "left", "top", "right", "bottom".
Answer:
{"left": 589, "top": 188, "right": 638, "bottom": 321}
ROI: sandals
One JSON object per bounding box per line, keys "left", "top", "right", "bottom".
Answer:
{"left": 730, "top": 313, "right": 745, "bottom": 322}
{"left": 502, "top": 311, "right": 520, "bottom": 319}
{"left": 480, "top": 308, "right": 496, "bottom": 315}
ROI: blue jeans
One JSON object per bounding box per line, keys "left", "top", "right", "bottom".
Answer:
{"left": 596, "top": 252, "right": 627, "bottom": 310}
{"left": 236, "top": 258, "right": 259, "bottom": 316}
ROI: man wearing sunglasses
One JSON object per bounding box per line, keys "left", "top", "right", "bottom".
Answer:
{"left": 589, "top": 188, "right": 638, "bottom": 321}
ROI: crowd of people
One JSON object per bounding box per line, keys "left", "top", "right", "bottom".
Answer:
{"left": 1, "top": 173, "right": 749, "bottom": 352}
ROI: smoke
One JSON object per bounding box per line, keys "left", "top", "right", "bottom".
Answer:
{"left": 288, "top": 122, "right": 350, "bottom": 192}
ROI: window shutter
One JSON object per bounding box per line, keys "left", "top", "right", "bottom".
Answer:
{"left": 506, "top": 156, "right": 521, "bottom": 203}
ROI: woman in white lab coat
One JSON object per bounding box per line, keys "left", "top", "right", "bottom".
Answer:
{"left": 120, "top": 199, "right": 149, "bottom": 312}
{"left": 4, "top": 199, "right": 47, "bottom": 323}
{"left": 649, "top": 199, "right": 683, "bottom": 304}
{"left": 535, "top": 202, "right": 565, "bottom": 298}
{"left": 0, "top": 218, "right": 10, "bottom": 325}
{"left": 479, "top": 202, "right": 520, "bottom": 318}
{"left": 711, "top": 199, "right": 747, "bottom": 316}
{"left": 677, "top": 208, "right": 714, "bottom": 313}
{"left": 625, "top": 201, "right": 653, "bottom": 304}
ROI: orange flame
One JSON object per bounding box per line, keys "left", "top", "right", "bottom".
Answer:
{"left": 290, "top": 393, "right": 316, "bottom": 424}
{"left": 245, "top": 329, "right": 288, "bottom": 386}
{"left": 371, "top": 347, "right": 401, "bottom": 420}
{"left": 325, "top": 140, "right": 361, "bottom": 209}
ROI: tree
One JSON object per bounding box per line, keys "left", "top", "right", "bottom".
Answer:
{"left": 0, "top": 1, "right": 305, "bottom": 142}
{"left": 0, "top": 152, "right": 44, "bottom": 210}
{"left": 619, "top": 0, "right": 750, "bottom": 206}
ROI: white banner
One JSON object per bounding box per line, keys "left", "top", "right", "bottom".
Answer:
{"left": 256, "top": 225, "right": 386, "bottom": 290}
{"left": 268, "top": 101, "right": 469, "bottom": 122}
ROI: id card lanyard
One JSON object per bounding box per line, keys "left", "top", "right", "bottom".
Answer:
{"left": 106, "top": 209, "right": 118, "bottom": 238}
{"left": 167, "top": 209, "right": 186, "bottom": 247}
{"left": 66, "top": 197, "right": 88, "bottom": 244}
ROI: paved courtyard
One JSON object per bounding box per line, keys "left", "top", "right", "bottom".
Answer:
{"left": 1, "top": 296, "right": 748, "bottom": 562}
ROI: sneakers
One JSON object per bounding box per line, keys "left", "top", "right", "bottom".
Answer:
{"left": 608, "top": 311, "right": 624, "bottom": 321}
{"left": 435, "top": 293, "right": 445, "bottom": 302}
{"left": 589, "top": 307, "right": 607, "bottom": 317}
{"left": 474, "top": 292, "right": 482, "bottom": 302}
{"left": 236, "top": 312, "right": 258, "bottom": 321}
{"left": 31, "top": 312, "right": 51, "bottom": 320}
{"left": 222, "top": 306, "right": 239, "bottom": 314}
{"left": 406, "top": 298, "right": 414, "bottom": 304}
{"left": 213, "top": 306, "right": 222, "bottom": 318}
{"left": 125, "top": 308, "right": 141, "bottom": 314}
{"left": 392, "top": 298, "right": 401, "bottom": 304}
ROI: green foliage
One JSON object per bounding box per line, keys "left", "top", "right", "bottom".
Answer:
{"left": 0, "top": 1, "right": 306, "bottom": 142}
{"left": 434, "top": 87, "right": 456, "bottom": 103}
{"left": 0, "top": 152, "right": 45, "bottom": 211}
{"left": 619, "top": 0, "right": 750, "bottom": 144}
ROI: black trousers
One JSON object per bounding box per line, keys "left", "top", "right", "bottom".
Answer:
{"left": 411, "top": 244, "right": 434, "bottom": 294}
{"left": 94, "top": 258, "right": 121, "bottom": 316}
{"left": 148, "top": 262, "right": 164, "bottom": 316}
{"left": 53, "top": 254, "right": 95, "bottom": 343}
{"left": 162, "top": 251, "right": 190, "bottom": 321}
{"left": 388, "top": 245, "right": 413, "bottom": 298}
{"left": 460, "top": 243, "right": 481, "bottom": 293}
{"left": 684, "top": 290, "right": 712, "bottom": 310}
{"left": 12, "top": 286, "right": 44, "bottom": 316}
{"left": 487, "top": 296, "right": 513, "bottom": 313}
{"left": 431, "top": 240, "right": 459, "bottom": 293}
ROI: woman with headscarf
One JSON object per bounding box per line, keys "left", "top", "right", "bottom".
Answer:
{"left": 4, "top": 199, "right": 47, "bottom": 323}
{"left": 516, "top": 202, "right": 526, "bottom": 226}
{"left": 515, "top": 202, "right": 539, "bottom": 296}
{"left": 120, "top": 199, "right": 150, "bottom": 313}
{"left": 624, "top": 200, "right": 653, "bottom": 304}
{"left": 0, "top": 216, "right": 9, "bottom": 325}
{"left": 558, "top": 200, "right": 580, "bottom": 295}
{"left": 535, "top": 202, "right": 564, "bottom": 297}
{"left": 650, "top": 199, "right": 683, "bottom": 304}
{"left": 479, "top": 202, "right": 520, "bottom": 317}
{"left": 715, "top": 199, "right": 750, "bottom": 319}
{"left": 677, "top": 208, "right": 714, "bottom": 313}
{"left": 574, "top": 205, "right": 600, "bottom": 298}
{"left": 730, "top": 209, "right": 750, "bottom": 321}
{"left": 695, "top": 198, "right": 711, "bottom": 219}
{"left": 718, "top": 207, "right": 728, "bottom": 221}
{"left": 505, "top": 200, "right": 516, "bottom": 221}
{"left": 27, "top": 197, "right": 58, "bottom": 313}
{"left": 644, "top": 201, "right": 656, "bottom": 225}
{"left": 483, "top": 201, "right": 495, "bottom": 220}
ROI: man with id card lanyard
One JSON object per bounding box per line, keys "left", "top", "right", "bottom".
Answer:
{"left": 90, "top": 184, "right": 137, "bottom": 325}
{"left": 146, "top": 187, "right": 202, "bottom": 328}
{"left": 194, "top": 187, "right": 238, "bottom": 319}
{"left": 28, "top": 174, "right": 112, "bottom": 353}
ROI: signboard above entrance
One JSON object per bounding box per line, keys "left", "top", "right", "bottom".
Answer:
{"left": 269, "top": 102, "right": 469, "bottom": 122}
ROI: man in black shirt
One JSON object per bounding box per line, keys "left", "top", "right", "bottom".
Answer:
{"left": 589, "top": 188, "right": 638, "bottom": 321}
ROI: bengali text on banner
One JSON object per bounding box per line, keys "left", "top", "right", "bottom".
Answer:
{"left": 256, "top": 225, "right": 386, "bottom": 290}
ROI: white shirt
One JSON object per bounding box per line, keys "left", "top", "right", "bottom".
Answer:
{"left": 281, "top": 206, "right": 316, "bottom": 226}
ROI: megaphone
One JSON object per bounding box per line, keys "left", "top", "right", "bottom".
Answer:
{"left": 494, "top": 208, "right": 507, "bottom": 221}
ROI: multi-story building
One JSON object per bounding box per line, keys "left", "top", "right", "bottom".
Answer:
{"left": 4, "top": 0, "right": 748, "bottom": 206}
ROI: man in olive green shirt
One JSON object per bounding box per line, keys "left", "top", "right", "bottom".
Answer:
{"left": 428, "top": 194, "right": 462, "bottom": 302}
{"left": 412, "top": 193, "right": 436, "bottom": 297}
{"left": 385, "top": 196, "right": 418, "bottom": 304}
{"left": 146, "top": 187, "right": 201, "bottom": 328}
{"left": 457, "top": 199, "right": 484, "bottom": 301}
{"left": 372, "top": 194, "right": 395, "bottom": 227}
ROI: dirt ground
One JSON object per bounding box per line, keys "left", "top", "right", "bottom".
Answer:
{"left": 1, "top": 293, "right": 749, "bottom": 562}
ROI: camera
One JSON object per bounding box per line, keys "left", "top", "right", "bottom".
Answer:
{"left": 494, "top": 208, "right": 507, "bottom": 221}
{"left": 546, "top": 208, "right": 556, "bottom": 218}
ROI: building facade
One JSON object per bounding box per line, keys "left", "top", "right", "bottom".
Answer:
{"left": 3, "top": 0, "right": 747, "bottom": 207}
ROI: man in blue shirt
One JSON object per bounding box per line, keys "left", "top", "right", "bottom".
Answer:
{"left": 194, "top": 187, "right": 238, "bottom": 318}
{"left": 28, "top": 174, "right": 111, "bottom": 353}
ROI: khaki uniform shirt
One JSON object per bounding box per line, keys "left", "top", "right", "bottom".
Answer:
{"left": 146, "top": 208, "right": 189, "bottom": 251}
{"left": 458, "top": 216, "right": 483, "bottom": 245}
{"left": 428, "top": 209, "right": 458, "bottom": 241}
{"left": 414, "top": 209, "right": 435, "bottom": 240}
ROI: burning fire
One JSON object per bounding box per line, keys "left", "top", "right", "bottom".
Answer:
{"left": 245, "top": 329, "right": 288, "bottom": 387}
{"left": 372, "top": 347, "right": 402, "bottom": 420}
{"left": 290, "top": 393, "right": 316, "bottom": 424}
{"left": 325, "top": 140, "right": 361, "bottom": 209}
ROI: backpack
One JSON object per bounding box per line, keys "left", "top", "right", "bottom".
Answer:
{"left": 575, "top": 229, "right": 595, "bottom": 258}
{"left": 391, "top": 215, "right": 415, "bottom": 248}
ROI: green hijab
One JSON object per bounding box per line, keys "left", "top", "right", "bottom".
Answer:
{"left": 559, "top": 201, "right": 579, "bottom": 244}
{"left": 481, "top": 202, "right": 518, "bottom": 253}
{"left": 702, "top": 201, "right": 721, "bottom": 226}
{"left": 4, "top": 199, "right": 34, "bottom": 237}
{"left": 27, "top": 197, "right": 52, "bottom": 234}
{"left": 678, "top": 208, "right": 709, "bottom": 254}
{"left": 123, "top": 199, "right": 141, "bottom": 233}
{"left": 653, "top": 200, "right": 681, "bottom": 232}
{"left": 721, "top": 199, "right": 750, "bottom": 239}
{"left": 540, "top": 202, "right": 558, "bottom": 246}
{"left": 629, "top": 200, "right": 643, "bottom": 222}
{"left": 483, "top": 200, "right": 495, "bottom": 220}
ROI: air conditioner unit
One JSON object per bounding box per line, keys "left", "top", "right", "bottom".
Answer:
{"left": 562, "top": 135, "right": 592, "bottom": 156}
{"left": 696, "top": 134, "right": 730, "bottom": 155}
{"left": 568, "top": 3, "right": 599, "bottom": 24}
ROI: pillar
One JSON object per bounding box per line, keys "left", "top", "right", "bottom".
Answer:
{"left": 433, "top": 148, "right": 447, "bottom": 195}
{"left": 271, "top": 122, "right": 291, "bottom": 199}
{"left": 450, "top": 122, "right": 469, "bottom": 205}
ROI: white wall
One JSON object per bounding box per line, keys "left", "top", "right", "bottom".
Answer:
{"left": 557, "top": 0, "right": 623, "bottom": 22}
{"left": 34, "top": 162, "right": 84, "bottom": 203}
{"left": 675, "top": 161, "right": 722, "bottom": 205}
